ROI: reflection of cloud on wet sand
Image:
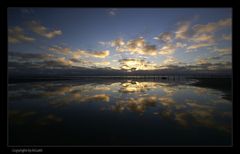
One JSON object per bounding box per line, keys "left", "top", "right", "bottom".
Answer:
{"left": 111, "top": 96, "right": 158, "bottom": 113}
{"left": 9, "top": 110, "right": 62, "bottom": 126}
{"left": 9, "top": 80, "right": 232, "bottom": 133}
{"left": 48, "top": 94, "right": 110, "bottom": 107}
{"left": 159, "top": 97, "right": 175, "bottom": 106}
{"left": 119, "top": 81, "right": 159, "bottom": 93}
{"left": 175, "top": 112, "right": 189, "bottom": 127}
{"left": 160, "top": 86, "right": 177, "bottom": 97}
{"left": 193, "top": 87, "right": 208, "bottom": 95}
{"left": 37, "top": 114, "right": 62, "bottom": 126}
{"left": 72, "top": 94, "right": 110, "bottom": 103}
{"left": 185, "top": 99, "right": 212, "bottom": 109}
{"left": 156, "top": 98, "right": 231, "bottom": 132}
{"left": 9, "top": 83, "right": 111, "bottom": 107}
{"left": 94, "top": 86, "right": 111, "bottom": 91}
{"left": 9, "top": 110, "right": 37, "bottom": 124}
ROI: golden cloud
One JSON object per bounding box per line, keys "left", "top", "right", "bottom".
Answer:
{"left": 186, "top": 43, "right": 213, "bottom": 50}
{"left": 112, "top": 37, "right": 158, "bottom": 56}
{"left": 175, "top": 18, "right": 231, "bottom": 51}
{"left": 48, "top": 45, "right": 72, "bottom": 54}
{"left": 213, "top": 47, "right": 232, "bottom": 56}
{"left": 119, "top": 58, "right": 157, "bottom": 71}
{"left": 176, "top": 42, "right": 187, "bottom": 48}
{"left": 90, "top": 50, "right": 110, "bottom": 58}
{"left": 72, "top": 50, "right": 109, "bottom": 59}
{"left": 191, "top": 33, "right": 215, "bottom": 43}
{"left": 159, "top": 44, "right": 176, "bottom": 55}
{"left": 154, "top": 32, "right": 173, "bottom": 43}
{"left": 175, "top": 21, "right": 190, "bottom": 39}
{"left": 111, "top": 38, "right": 125, "bottom": 47}
{"left": 196, "top": 58, "right": 208, "bottom": 65}
{"left": 193, "top": 18, "right": 231, "bottom": 34}
{"left": 56, "top": 57, "right": 73, "bottom": 66}
{"left": 162, "top": 56, "right": 179, "bottom": 65}
{"left": 8, "top": 26, "right": 35, "bottom": 43}
{"left": 94, "top": 61, "right": 111, "bottom": 66}
{"left": 222, "top": 34, "right": 231, "bottom": 41}
{"left": 28, "top": 20, "right": 62, "bottom": 39}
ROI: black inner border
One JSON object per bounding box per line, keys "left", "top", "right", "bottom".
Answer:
{"left": 1, "top": 0, "right": 239, "bottom": 153}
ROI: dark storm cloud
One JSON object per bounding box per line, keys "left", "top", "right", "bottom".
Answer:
{"left": 8, "top": 52, "right": 72, "bottom": 70}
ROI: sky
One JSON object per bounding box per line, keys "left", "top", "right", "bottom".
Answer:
{"left": 8, "top": 8, "right": 232, "bottom": 76}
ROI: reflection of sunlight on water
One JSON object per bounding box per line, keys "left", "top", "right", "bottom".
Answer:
{"left": 8, "top": 79, "right": 232, "bottom": 132}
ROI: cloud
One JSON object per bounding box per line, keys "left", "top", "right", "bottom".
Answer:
{"left": 55, "top": 57, "right": 73, "bottom": 66}
{"left": 48, "top": 44, "right": 109, "bottom": 59}
{"left": 108, "top": 9, "right": 118, "bottom": 16}
{"left": 94, "top": 61, "right": 111, "bottom": 67}
{"left": 213, "top": 47, "right": 232, "bottom": 56}
{"left": 34, "top": 57, "right": 73, "bottom": 69}
{"left": 85, "top": 50, "right": 110, "bottom": 58}
{"left": 192, "top": 18, "right": 231, "bottom": 34}
{"left": 123, "top": 37, "right": 145, "bottom": 51}
{"left": 109, "top": 11, "right": 116, "bottom": 16}
{"left": 159, "top": 44, "right": 176, "bottom": 55}
{"left": 61, "top": 50, "right": 76, "bottom": 59}
{"left": 186, "top": 34, "right": 215, "bottom": 51}
{"left": 112, "top": 37, "right": 158, "bottom": 56}
{"left": 222, "top": 34, "right": 231, "bottom": 41}
{"left": 191, "top": 33, "right": 215, "bottom": 43}
{"left": 72, "top": 50, "right": 109, "bottom": 58}
{"left": 142, "top": 44, "right": 158, "bottom": 55}
{"left": 68, "top": 58, "right": 94, "bottom": 68}
{"left": 186, "top": 43, "right": 213, "bottom": 50}
{"left": 20, "top": 8, "right": 34, "bottom": 14}
{"left": 28, "top": 20, "right": 62, "bottom": 39}
{"left": 175, "top": 21, "right": 191, "bottom": 39}
{"left": 8, "top": 51, "right": 231, "bottom": 76}
{"left": 8, "top": 26, "right": 35, "bottom": 43}
{"left": 111, "top": 38, "right": 125, "bottom": 47}
{"left": 162, "top": 56, "right": 179, "bottom": 65}
{"left": 154, "top": 32, "right": 173, "bottom": 43}
{"left": 9, "top": 52, "right": 54, "bottom": 62}
{"left": 193, "top": 57, "right": 232, "bottom": 71}
{"left": 8, "top": 52, "right": 73, "bottom": 70}
{"left": 176, "top": 42, "right": 187, "bottom": 48}
{"left": 48, "top": 45, "right": 72, "bottom": 54}
{"left": 174, "top": 18, "right": 231, "bottom": 50}
{"left": 98, "top": 41, "right": 111, "bottom": 46}
{"left": 196, "top": 58, "right": 208, "bottom": 65}
{"left": 119, "top": 58, "right": 157, "bottom": 71}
